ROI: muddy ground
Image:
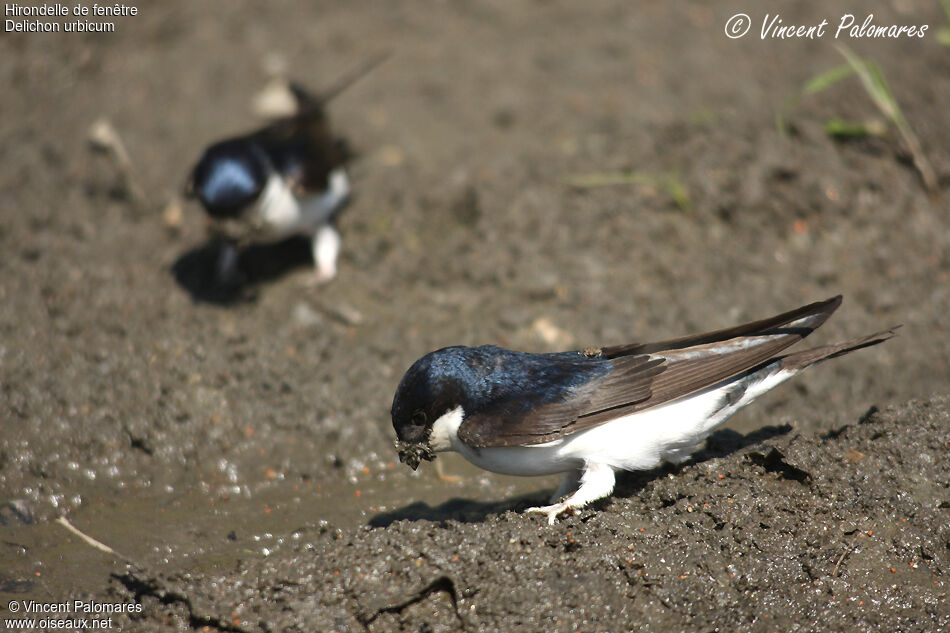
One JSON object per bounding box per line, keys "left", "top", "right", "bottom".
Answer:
{"left": 1, "top": 1, "right": 949, "bottom": 631}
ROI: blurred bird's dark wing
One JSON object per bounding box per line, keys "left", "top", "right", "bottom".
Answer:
{"left": 185, "top": 103, "right": 344, "bottom": 198}
{"left": 458, "top": 296, "right": 843, "bottom": 448}
{"left": 248, "top": 103, "right": 348, "bottom": 193}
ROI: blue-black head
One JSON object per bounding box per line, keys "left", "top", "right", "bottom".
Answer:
{"left": 187, "top": 140, "right": 269, "bottom": 218}
{"left": 391, "top": 346, "right": 471, "bottom": 451}
{"left": 391, "top": 345, "right": 608, "bottom": 467}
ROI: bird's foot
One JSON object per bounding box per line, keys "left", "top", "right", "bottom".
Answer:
{"left": 526, "top": 462, "right": 615, "bottom": 524}
{"left": 435, "top": 460, "right": 461, "bottom": 484}
{"left": 304, "top": 266, "right": 336, "bottom": 287}
{"left": 525, "top": 501, "right": 577, "bottom": 525}
{"left": 308, "top": 225, "right": 340, "bottom": 287}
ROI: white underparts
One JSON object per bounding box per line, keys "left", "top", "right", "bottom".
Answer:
{"left": 557, "top": 363, "right": 796, "bottom": 473}
{"left": 256, "top": 173, "right": 301, "bottom": 233}
{"left": 312, "top": 169, "right": 350, "bottom": 223}
{"left": 256, "top": 168, "right": 350, "bottom": 235}
{"left": 439, "top": 361, "right": 803, "bottom": 522}
{"left": 255, "top": 168, "right": 350, "bottom": 276}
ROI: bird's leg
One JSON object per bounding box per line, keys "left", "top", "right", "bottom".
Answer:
{"left": 215, "top": 241, "right": 242, "bottom": 286}
{"left": 526, "top": 461, "right": 616, "bottom": 525}
{"left": 434, "top": 459, "right": 461, "bottom": 484}
{"left": 661, "top": 442, "right": 701, "bottom": 466}
{"left": 549, "top": 468, "right": 583, "bottom": 503}
{"left": 309, "top": 224, "right": 341, "bottom": 284}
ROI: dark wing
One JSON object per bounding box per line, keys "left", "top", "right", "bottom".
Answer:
{"left": 250, "top": 100, "right": 348, "bottom": 193}
{"left": 287, "top": 81, "right": 323, "bottom": 110}
{"left": 458, "top": 296, "right": 842, "bottom": 447}
{"left": 456, "top": 353, "right": 663, "bottom": 447}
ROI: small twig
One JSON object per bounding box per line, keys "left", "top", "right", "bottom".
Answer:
{"left": 88, "top": 118, "right": 147, "bottom": 203}
{"left": 55, "top": 517, "right": 139, "bottom": 568}
{"left": 313, "top": 299, "right": 364, "bottom": 326}
{"left": 832, "top": 539, "right": 857, "bottom": 577}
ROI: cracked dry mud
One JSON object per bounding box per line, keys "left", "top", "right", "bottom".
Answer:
{"left": 2, "top": 1, "right": 949, "bottom": 632}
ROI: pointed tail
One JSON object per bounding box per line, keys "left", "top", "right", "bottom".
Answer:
{"left": 779, "top": 326, "right": 900, "bottom": 370}
{"left": 290, "top": 51, "right": 391, "bottom": 109}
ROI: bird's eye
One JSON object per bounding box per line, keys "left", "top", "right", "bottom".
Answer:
{"left": 410, "top": 411, "right": 427, "bottom": 426}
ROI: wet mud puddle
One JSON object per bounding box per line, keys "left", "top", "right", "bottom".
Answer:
{"left": 1, "top": 454, "right": 556, "bottom": 603}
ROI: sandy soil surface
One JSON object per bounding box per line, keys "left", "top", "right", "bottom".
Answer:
{"left": 1, "top": 1, "right": 948, "bottom": 631}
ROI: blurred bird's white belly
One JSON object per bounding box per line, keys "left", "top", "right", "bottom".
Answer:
{"left": 256, "top": 168, "right": 349, "bottom": 235}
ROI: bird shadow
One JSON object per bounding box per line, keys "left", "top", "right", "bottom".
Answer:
{"left": 368, "top": 424, "right": 793, "bottom": 527}
{"left": 367, "top": 491, "right": 545, "bottom": 528}
{"left": 170, "top": 236, "right": 313, "bottom": 305}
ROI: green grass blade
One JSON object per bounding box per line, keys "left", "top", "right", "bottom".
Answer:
{"left": 938, "top": 0, "right": 950, "bottom": 45}
{"left": 834, "top": 44, "right": 937, "bottom": 192}
{"left": 662, "top": 174, "right": 691, "bottom": 212}
{"left": 565, "top": 170, "right": 691, "bottom": 211}
{"left": 802, "top": 64, "right": 855, "bottom": 95}
{"left": 565, "top": 172, "right": 652, "bottom": 188}
{"left": 824, "top": 118, "right": 886, "bottom": 138}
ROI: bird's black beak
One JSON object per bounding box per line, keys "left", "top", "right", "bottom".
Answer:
{"left": 394, "top": 440, "right": 436, "bottom": 471}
